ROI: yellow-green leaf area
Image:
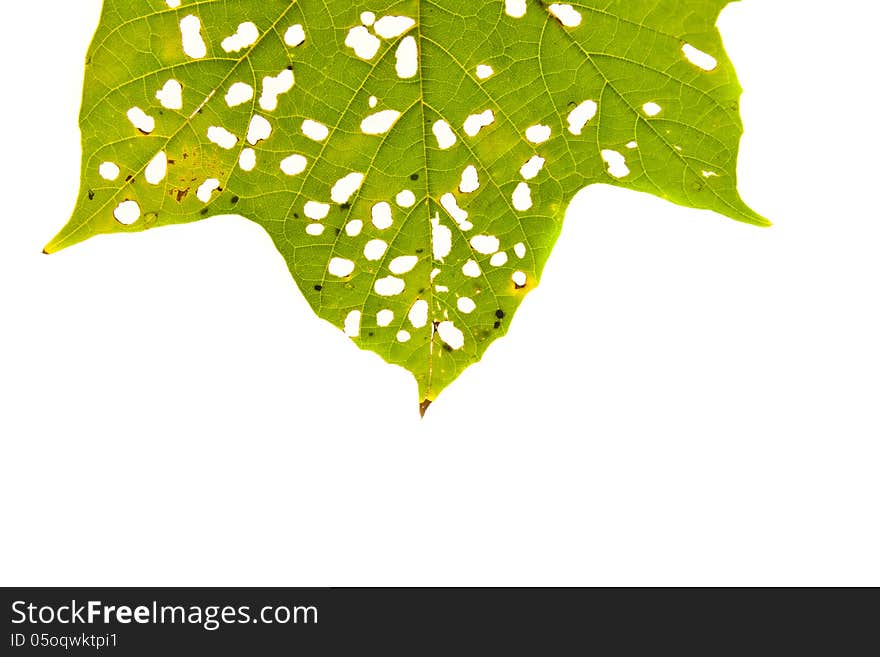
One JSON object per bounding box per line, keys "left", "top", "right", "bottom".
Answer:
{"left": 49, "top": 0, "right": 767, "bottom": 410}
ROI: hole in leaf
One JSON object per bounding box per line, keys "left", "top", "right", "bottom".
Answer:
{"left": 463, "top": 109, "right": 495, "bottom": 137}
{"left": 438, "top": 321, "right": 464, "bottom": 350}
{"left": 457, "top": 297, "right": 476, "bottom": 314}
{"left": 389, "top": 255, "right": 418, "bottom": 274}
{"left": 505, "top": 0, "right": 527, "bottom": 18}
{"left": 374, "top": 16, "right": 416, "bottom": 39}
{"left": 361, "top": 110, "right": 401, "bottom": 135}
{"left": 642, "top": 102, "right": 662, "bottom": 117}
{"left": 304, "top": 201, "right": 330, "bottom": 220}
{"left": 246, "top": 115, "right": 272, "bottom": 145}
{"left": 302, "top": 119, "right": 329, "bottom": 141}
{"left": 344, "top": 310, "right": 361, "bottom": 337}
{"left": 364, "top": 239, "right": 388, "bottom": 261}
{"left": 409, "top": 299, "right": 429, "bottom": 328}
{"left": 375, "top": 276, "right": 405, "bottom": 296}
{"left": 99, "top": 162, "right": 119, "bottom": 181}
{"left": 548, "top": 4, "right": 582, "bottom": 27}
{"left": 331, "top": 173, "right": 365, "bottom": 204}
{"left": 476, "top": 64, "right": 494, "bottom": 79}
{"left": 180, "top": 15, "right": 207, "bottom": 59}
{"left": 329, "top": 257, "right": 356, "bottom": 278}
{"left": 145, "top": 151, "right": 167, "bottom": 185}
{"left": 207, "top": 126, "right": 237, "bottom": 149}
{"left": 239, "top": 148, "right": 256, "bottom": 171}
{"left": 345, "top": 220, "right": 363, "bottom": 237}
{"left": 525, "top": 124, "right": 551, "bottom": 144}
{"left": 432, "top": 120, "right": 457, "bottom": 149}
{"left": 221, "top": 22, "right": 259, "bottom": 53}
{"left": 459, "top": 165, "right": 480, "bottom": 193}
{"left": 512, "top": 183, "right": 533, "bottom": 211}
{"left": 520, "top": 156, "right": 545, "bottom": 180}
{"left": 396, "top": 190, "right": 416, "bottom": 207}
{"left": 127, "top": 107, "right": 155, "bottom": 134}
{"left": 345, "top": 26, "right": 381, "bottom": 60}
{"left": 682, "top": 43, "right": 718, "bottom": 71}
{"left": 432, "top": 215, "right": 452, "bottom": 260}
{"left": 280, "top": 154, "right": 307, "bottom": 176}
{"left": 196, "top": 178, "right": 220, "bottom": 203}
{"left": 156, "top": 79, "right": 183, "bottom": 110}
{"left": 395, "top": 36, "right": 418, "bottom": 79}
{"left": 601, "top": 149, "right": 630, "bottom": 178}
{"left": 462, "top": 260, "right": 481, "bottom": 278}
{"left": 226, "top": 82, "right": 254, "bottom": 107}
{"left": 260, "top": 69, "right": 294, "bottom": 111}
{"left": 490, "top": 252, "right": 509, "bottom": 267}
{"left": 113, "top": 200, "right": 141, "bottom": 225}
{"left": 284, "top": 24, "right": 306, "bottom": 47}
{"left": 567, "top": 100, "right": 597, "bottom": 135}
{"left": 377, "top": 309, "right": 394, "bottom": 327}
{"left": 371, "top": 202, "right": 393, "bottom": 229}
{"left": 470, "top": 235, "right": 500, "bottom": 255}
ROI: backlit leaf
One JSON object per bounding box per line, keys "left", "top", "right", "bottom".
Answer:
{"left": 48, "top": 0, "right": 767, "bottom": 412}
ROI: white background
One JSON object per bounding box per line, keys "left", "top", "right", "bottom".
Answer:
{"left": 1, "top": 1, "right": 878, "bottom": 586}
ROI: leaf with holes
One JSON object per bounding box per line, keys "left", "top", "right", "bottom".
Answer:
{"left": 48, "top": 0, "right": 767, "bottom": 413}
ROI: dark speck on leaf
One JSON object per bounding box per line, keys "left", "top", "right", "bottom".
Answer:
{"left": 287, "top": 65, "right": 293, "bottom": 70}
{"left": 494, "top": 321, "right": 501, "bottom": 329}
{"left": 496, "top": 310, "right": 505, "bottom": 319}
{"left": 230, "top": 196, "right": 239, "bottom": 204}
{"left": 368, "top": 332, "right": 374, "bottom": 337}
{"left": 87, "top": 190, "right": 95, "bottom": 200}
{"left": 443, "top": 344, "right": 453, "bottom": 352}
{"left": 125, "top": 175, "right": 133, "bottom": 182}
{"left": 410, "top": 173, "right": 419, "bottom": 181}
{"left": 293, "top": 213, "right": 299, "bottom": 219}
{"left": 200, "top": 208, "right": 209, "bottom": 215}
{"left": 335, "top": 228, "right": 341, "bottom": 235}
{"left": 314, "top": 285, "right": 323, "bottom": 291}
{"left": 415, "top": 248, "right": 424, "bottom": 254}
{"left": 340, "top": 203, "right": 350, "bottom": 210}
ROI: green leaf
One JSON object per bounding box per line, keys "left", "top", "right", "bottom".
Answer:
{"left": 48, "top": 0, "right": 767, "bottom": 411}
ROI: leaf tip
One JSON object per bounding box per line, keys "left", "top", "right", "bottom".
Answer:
{"left": 419, "top": 399, "right": 433, "bottom": 418}
{"left": 749, "top": 214, "right": 773, "bottom": 229}
{"left": 726, "top": 201, "right": 772, "bottom": 229}
{"left": 742, "top": 205, "right": 773, "bottom": 228}
{"left": 42, "top": 235, "right": 68, "bottom": 255}
{"left": 43, "top": 219, "right": 93, "bottom": 255}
